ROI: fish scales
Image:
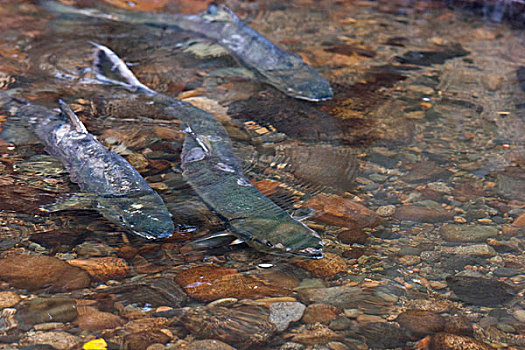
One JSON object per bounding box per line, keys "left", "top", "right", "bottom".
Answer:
{"left": 42, "top": 1, "right": 333, "bottom": 101}
{"left": 0, "top": 92, "right": 174, "bottom": 239}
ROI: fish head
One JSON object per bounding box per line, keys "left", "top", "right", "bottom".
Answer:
{"left": 239, "top": 218, "right": 324, "bottom": 258}
{"left": 277, "top": 58, "right": 334, "bottom": 102}
{"left": 95, "top": 193, "right": 174, "bottom": 240}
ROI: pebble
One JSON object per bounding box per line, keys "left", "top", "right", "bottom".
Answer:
{"left": 401, "top": 161, "right": 450, "bottom": 183}
{"left": 74, "top": 306, "right": 125, "bottom": 331}
{"left": 175, "top": 265, "right": 290, "bottom": 301}
{"left": 74, "top": 241, "right": 116, "bottom": 257}
{"left": 440, "top": 224, "right": 498, "bottom": 243}
{"left": 299, "top": 285, "right": 372, "bottom": 309}
{"left": 16, "top": 298, "right": 78, "bottom": 332}
{"left": 303, "top": 194, "right": 381, "bottom": 229}
{"left": 20, "top": 331, "right": 81, "bottom": 350}
{"left": 429, "top": 332, "right": 496, "bottom": 350}
{"left": 185, "top": 339, "right": 237, "bottom": 350}
{"left": 179, "top": 305, "right": 276, "bottom": 349}
{"left": 393, "top": 205, "right": 454, "bottom": 223}
{"left": 448, "top": 244, "right": 497, "bottom": 257}
{"left": 355, "top": 322, "right": 409, "bottom": 348}
{"left": 356, "top": 314, "right": 384, "bottom": 323}
{"left": 0, "top": 254, "right": 90, "bottom": 291}
{"left": 493, "top": 267, "right": 519, "bottom": 277}
{"left": 376, "top": 205, "right": 396, "bottom": 217}
{"left": 290, "top": 323, "right": 343, "bottom": 345}
{"left": 67, "top": 257, "right": 130, "bottom": 282}
{"left": 513, "top": 212, "right": 525, "bottom": 226}
{"left": 396, "top": 310, "right": 445, "bottom": 337}
{"left": 395, "top": 255, "right": 421, "bottom": 266}
{"left": 337, "top": 229, "right": 368, "bottom": 244}
{"left": 446, "top": 276, "right": 515, "bottom": 306}
{"left": 293, "top": 253, "right": 347, "bottom": 278}
{"left": 280, "top": 342, "right": 305, "bottom": 350}
{"left": 269, "top": 302, "right": 306, "bottom": 331}
{"left": 301, "top": 303, "right": 341, "bottom": 324}
{"left": 511, "top": 309, "right": 525, "bottom": 323}
{"left": 0, "top": 291, "right": 21, "bottom": 308}
{"left": 123, "top": 331, "right": 171, "bottom": 350}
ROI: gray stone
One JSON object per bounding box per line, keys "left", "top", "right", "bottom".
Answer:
{"left": 451, "top": 244, "right": 497, "bottom": 257}
{"left": 440, "top": 224, "right": 498, "bottom": 242}
{"left": 493, "top": 267, "right": 519, "bottom": 277}
{"left": 269, "top": 302, "right": 306, "bottom": 332}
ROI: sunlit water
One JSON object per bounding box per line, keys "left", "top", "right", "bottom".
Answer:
{"left": 0, "top": 1, "right": 523, "bottom": 349}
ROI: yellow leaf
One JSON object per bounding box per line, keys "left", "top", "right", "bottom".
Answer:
{"left": 83, "top": 338, "right": 107, "bottom": 350}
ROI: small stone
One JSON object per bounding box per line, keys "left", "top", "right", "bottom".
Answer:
{"left": 21, "top": 331, "right": 81, "bottom": 350}
{"left": 446, "top": 276, "right": 515, "bottom": 306}
{"left": 0, "top": 254, "right": 90, "bottom": 291}
{"left": 303, "top": 194, "right": 381, "bottom": 229}
{"left": 493, "top": 267, "right": 519, "bottom": 277}
{"left": 291, "top": 323, "right": 343, "bottom": 345}
{"left": 513, "top": 212, "right": 525, "bottom": 226}
{"left": 74, "top": 306, "right": 125, "bottom": 330}
{"left": 269, "top": 302, "right": 306, "bottom": 331}
{"left": 429, "top": 333, "right": 496, "bottom": 350}
{"left": 440, "top": 224, "right": 498, "bottom": 243}
{"left": 376, "top": 205, "right": 396, "bottom": 217}
{"left": 449, "top": 244, "right": 497, "bottom": 257}
{"left": 396, "top": 310, "right": 445, "bottom": 337}
{"left": 185, "top": 339, "right": 237, "bottom": 350}
{"left": 407, "top": 85, "right": 435, "bottom": 95}
{"left": 402, "top": 161, "right": 450, "bottom": 183}
{"left": 395, "top": 255, "right": 421, "bottom": 266}
{"left": 123, "top": 317, "right": 170, "bottom": 333}
{"left": 301, "top": 303, "right": 341, "bottom": 324}
{"left": 126, "top": 153, "right": 150, "bottom": 172}
{"left": 67, "top": 257, "right": 130, "bottom": 282}
{"left": 443, "top": 316, "right": 473, "bottom": 336}
{"left": 337, "top": 229, "right": 368, "bottom": 244}
{"left": 123, "top": 331, "right": 171, "bottom": 350}
{"left": 0, "top": 291, "right": 21, "bottom": 308}
{"left": 511, "top": 309, "right": 525, "bottom": 323}
{"left": 74, "top": 241, "right": 116, "bottom": 257}
{"left": 15, "top": 297, "right": 78, "bottom": 330}
{"left": 175, "top": 265, "right": 290, "bottom": 301}
{"left": 299, "top": 285, "right": 387, "bottom": 310}
{"left": 280, "top": 342, "right": 305, "bottom": 350}
{"left": 356, "top": 314, "right": 384, "bottom": 323}
{"left": 146, "top": 344, "right": 167, "bottom": 350}
{"left": 394, "top": 206, "right": 454, "bottom": 223}
{"left": 293, "top": 252, "right": 347, "bottom": 278}
{"left": 33, "top": 322, "right": 65, "bottom": 331}
{"left": 343, "top": 309, "right": 361, "bottom": 318}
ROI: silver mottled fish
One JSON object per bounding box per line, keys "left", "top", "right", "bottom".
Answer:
{"left": 90, "top": 44, "right": 324, "bottom": 257}
{"left": 0, "top": 92, "right": 174, "bottom": 239}
{"left": 41, "top": 1, "right": 333, "bottom": 102}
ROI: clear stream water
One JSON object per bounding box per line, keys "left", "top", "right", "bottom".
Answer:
{"left": 0, "top": 1, "right": 523, "bottom": 349}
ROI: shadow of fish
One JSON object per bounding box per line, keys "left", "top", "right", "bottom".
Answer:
{"left": 41, "top": 1, "right": 333, "bottom": 102}
{"left": 89, "top": 43, "right": 324, "bottom": 257}
{"left": 0, "top": 92, "right": 174, "bottom": 240}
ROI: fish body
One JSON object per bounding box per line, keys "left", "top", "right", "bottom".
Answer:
{"left": 0, "top": 92, "right": 174, "bottom": 239}
{"left": 91, "top": 44, "right": 324, "bottom": 257}
{"left": 41, "top": 1, "right": 333, "bottom": 101}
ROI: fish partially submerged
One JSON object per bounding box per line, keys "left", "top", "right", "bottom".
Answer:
{"left": 41, "top": 1, "right": 333, "bottom": 102}
{"left": 0, "top": 92, "right": 174, "bottom": 239}
{"left": 91, "top": 43, "right": 324, "bottom": 257}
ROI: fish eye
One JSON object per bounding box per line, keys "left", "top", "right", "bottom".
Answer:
{"left": 266, "top": 241, "right": 273, "bottom": 247}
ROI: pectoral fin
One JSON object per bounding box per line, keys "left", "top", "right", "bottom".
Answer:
{"left": 39, "top": 193, "right": 96, "bottom": 212}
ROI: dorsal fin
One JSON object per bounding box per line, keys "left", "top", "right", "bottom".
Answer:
{"left": 58, "top": 99, "right": 88, "bottom": 134}
{"left": 90, "top": 42, "right": 155, "bottom": 95}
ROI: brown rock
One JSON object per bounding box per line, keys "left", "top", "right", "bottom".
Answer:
{"left": 402, "top": 161, "right": 450, "bottom": 183}
{"left": 304, "top": 194, "right": 381, "bottom": 229}
{"left": 293, "top": 252, "right": 347, "bottom": 278}
{"left": 251, "top": 179, "right": 280, "bottom": 196}
{"left": 429, "top": 333, "right": 496, "bottom": 350}
{"left": 397, "top": 310, "right": 445, "bottom": 338}
{"left": 393, "top": 206, "right": 454, "bottom": 223}
{"left": 74, "top": 306, "right": 124, "bottom": 331}
{"left": 16, "top": 297, "right": 78, "bottom": 329}
{"left": 0, "top": 291, "right": 21, "bottom": 308}
{"left": 124, "top": 317, "right": 170, "bottom": 333}
{"left": 175, "top": 266, "right": 290, "bottom": 301}
{"left": 513, "top": 212, "right": 525, "bottom": 226}
{"left": 123, "top": 331, "right": 171, "bottom": 350}
{"left": 396, "top": 255, "right": 421, "bottom": 266}
{"left": 0, "top": 254, "right": 90, "bottom": 291}
{"left": 20, "top": 331, "right": 81, "bottom": 350}
{"left": 302, "top": 304, "right": 341, "bottom": 324}
{"left": 443, "top": 316, "right": 473, "bottom": 336}
{"left": 185, "top": 339, "right": 237, "bottom": 350}
{"left": 67, "top": 257, "right": 129, "bottom": 282}
{"left": 291, "top": 323, "right": 343, "bottom": 345}
{"left": 337, "top": 229, "right": 369, "bottom": 244}
{"left": 117, "top": 245, "right": 139, "bottom": 259}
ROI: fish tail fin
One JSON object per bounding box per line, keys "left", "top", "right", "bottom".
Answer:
{"left": 90, "top": 42, "right": 155, "bottom": 95}
{"left": 58, "top": 99, "right": 88, "bottom": 134}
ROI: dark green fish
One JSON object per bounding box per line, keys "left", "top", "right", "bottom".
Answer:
{"left": 91, "top": 43, "right": 324, "bottom": 257}
{"left": 41, "top": 1, "right": 333, "bottom": 102}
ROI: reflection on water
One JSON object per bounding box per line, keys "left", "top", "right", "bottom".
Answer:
{"left": 0, "top": 0, "right": 524, "bottom": 349}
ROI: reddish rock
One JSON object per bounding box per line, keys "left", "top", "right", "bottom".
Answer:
{"left": 303, "top": 194, "right": 381, "bottom": 229}
{"left": 429, "top": 333, "right": 496, "bottom": 350}
{"left": 396, "top": 310, "right": 445, "bottom": 338}
{"left": 124, "top": 317, "right": 170, "bottom": 333}
{"left": 74, "top": 306, "right": 125, "bottom": 331}
{"left": 0, "top": 254, "right": 90, "bottom": 291}
{"left": 293, "top": 252, "right": 347, "bottom": 278}
{"left": 175, "top": 266, "right": 291, "bottom": 301}
{"left": 513, "top": 212, "right": 525, "bottom": 226}
{"left": 251, "top": 179, "right": 280, "bottom": 196}
{"left": 67, "top": 257, "right": 129, "bottom": 282}
{"left": 302, "top": 303, "right": 342, "bottom": 324}
{"left": 123, "top": 331, "right": 171, "bottom": 350}
{"left": 291, "top": 323, "right": 343, "bottom": 345}
{"left": 337, "top": 229, "right": 369, "bottom": 244}
{"left": 393, "top": 206, "right": 454, "bottom": 223}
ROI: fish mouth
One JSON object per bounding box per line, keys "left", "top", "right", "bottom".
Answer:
{"left": 295, "top": 247, "right": 324, "bottom": 259}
